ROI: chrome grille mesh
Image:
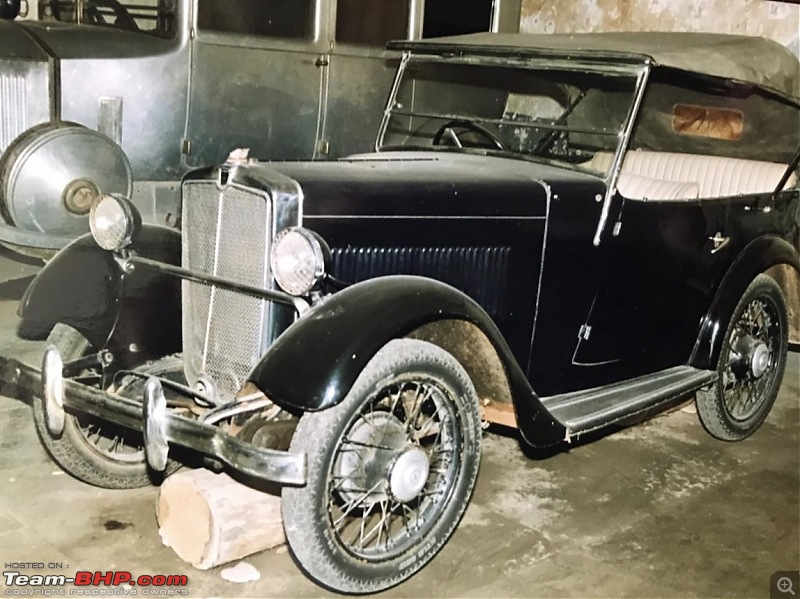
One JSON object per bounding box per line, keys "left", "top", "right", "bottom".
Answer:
{"left": 0, "top": 73, "right": 27, "bottom": 153}
{"left": 182, "top": 182, "right": 272, "bottom": 401}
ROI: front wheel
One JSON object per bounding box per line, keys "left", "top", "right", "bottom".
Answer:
{"left": 282, "top": 339, "right": 482, "bottom": 594}
{"left": 696, "top": 274, "right": 789, "bottom": 441}
{"left": 32, "top": 323, "right": 177, "bottom": 488}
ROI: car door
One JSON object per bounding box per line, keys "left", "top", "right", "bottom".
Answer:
{"left": 572, "top": 194, "right": 732, "bottom": 379}
{"left": 183, "top": 0, "right": 330, "bottom": 167}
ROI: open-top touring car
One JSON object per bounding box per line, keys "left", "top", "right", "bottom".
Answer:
{"left": 15, "top": 32, "right": 800, "bottom": 593}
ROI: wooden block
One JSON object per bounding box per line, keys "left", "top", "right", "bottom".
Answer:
{"left": 481, "top": 398, "right": 517, "bottom": 429}
{"left": 156, "top": 468, "right": 285, "bottom": 570}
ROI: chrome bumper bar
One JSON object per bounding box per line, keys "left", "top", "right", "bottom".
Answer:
{"left": 40, "top": 345, "right": 307, "bottom": 486}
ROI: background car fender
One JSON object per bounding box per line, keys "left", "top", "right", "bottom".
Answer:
{"left": 249, "top": 275, "right": 568, "bottom": 449}
{"left": 690, "top": 235, "right": 800, "bottom": 371}
{"left": 18, "top": 225, "right": 182, "bottom": 365}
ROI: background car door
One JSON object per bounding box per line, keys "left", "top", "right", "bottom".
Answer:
{"left": 183, "top": 0, "right": 329, "bottom": 166}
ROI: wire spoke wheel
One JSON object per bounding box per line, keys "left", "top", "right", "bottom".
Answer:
{"left": 75, "top": 416, "right": 145, "bottom": 464}
{"left": 282, "top": 339, "right": 482, "bottom": 594}
{"left": 328, "top": 379, "right": 461, "bottom": 560}
{"left": 32, "top": 323, "right": 178, "bottom": 488}
{"left": 696, "top": 275, "right": 788, "bottom": 441}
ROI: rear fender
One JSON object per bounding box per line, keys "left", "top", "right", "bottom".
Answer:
{"left": 249, "top": 275, "right": 567, "bottom": 449}
{"left": 690, "top": 235, "right": 800, "bottom": 370}
{"left": 18, "top": 225, "right": 182, "bottom": 364}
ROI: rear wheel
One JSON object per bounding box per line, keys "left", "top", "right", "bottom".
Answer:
{"left": 32, "top": 323, "right": 177, "bottom": 488}
{"left": 282, "top": 339, "right": 482, "bottom": 594}
{"left": 696, "top": 275, "right": 788, "bottom": 441}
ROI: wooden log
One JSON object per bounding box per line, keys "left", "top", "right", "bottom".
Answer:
{"left": 156, "top": 468, "right": 285, "bottom": 570}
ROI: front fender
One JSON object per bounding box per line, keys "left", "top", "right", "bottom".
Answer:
{"left": 250, "top": 275, "right": 567, "bottom": 449}
{"left": 18, "top": 225, "right": 182, "bottom": 363}
{"left": 690, "top": 235, "right": 800, "bottom": 370}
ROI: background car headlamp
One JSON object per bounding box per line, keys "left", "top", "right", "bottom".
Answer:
{"left": 270, "top": 227, "right": 330, "bottom": 296}
{"left": 89, "top": 193, "right": 140, "bottom": 251}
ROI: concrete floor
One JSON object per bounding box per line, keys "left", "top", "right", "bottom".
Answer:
{"left": 0, "top": 247, "right": 798, "bottom": 598}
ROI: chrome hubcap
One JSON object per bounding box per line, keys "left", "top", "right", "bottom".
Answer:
{"left": 389, "top": 447, "right": 430, "bottom": 503}
{"left": 750, "top": 342, "right": 771, "bottom": 379}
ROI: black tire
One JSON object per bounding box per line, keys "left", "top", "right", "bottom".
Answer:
{"left": 282, "top": 339, "right": 482, "bottom": 594}
{"left": 696, "top": 274, "right": 789, "bottom": 441}
{"left": 32, "top": 323, "right": 177, "bottom": 488}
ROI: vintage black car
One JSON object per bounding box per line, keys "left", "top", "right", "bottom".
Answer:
{"left": 16, "top": 32, "right": 800, "bottom": 593}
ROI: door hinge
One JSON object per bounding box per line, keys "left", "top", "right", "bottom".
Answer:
{"left": 315, "top": 55, "right": 330, "bottom": 68}
{"left": 181, "top": 139, "right": 192, "bottom": 156}
{"left": 578, "top": 324, "right": 592, "bottom": 341}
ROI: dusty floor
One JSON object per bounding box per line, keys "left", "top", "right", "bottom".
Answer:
{"left": 0, "top": 247, "right": 797, "bottom": 598}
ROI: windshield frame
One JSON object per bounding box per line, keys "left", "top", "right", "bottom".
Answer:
{"left": 377, "top": 52, "right": 644, "bottom": 173}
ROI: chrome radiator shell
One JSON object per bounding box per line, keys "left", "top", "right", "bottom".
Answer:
{"left": 181, "top": 180, "right": 279, "bottom": 402}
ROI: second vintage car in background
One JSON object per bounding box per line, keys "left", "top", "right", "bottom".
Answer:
{"left": 15, "top": 31, "right": 800, "bottom": 594}
{"left": 0, "top": 0, "right": 522, "bottom": 256}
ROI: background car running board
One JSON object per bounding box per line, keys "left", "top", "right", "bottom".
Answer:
{"left": 541, "top": 366, "right": 718, "bottom": 437}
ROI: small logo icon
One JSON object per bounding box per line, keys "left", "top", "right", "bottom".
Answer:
{"left": 772, "top": 572, "right": 800, "bottom": 599}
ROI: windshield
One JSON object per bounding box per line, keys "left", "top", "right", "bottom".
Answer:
{"left": 44, "top": 0, "right": 177, "bottom": 37}
{"left": 379, "top": 57, "right": 639, "bottom": 175}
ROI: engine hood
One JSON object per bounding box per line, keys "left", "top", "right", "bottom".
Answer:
{"left": 270, "top": 152, "right": 602, "bottom": 219}
{"left": 0, "top": 20, "right": 50, "bottom": 60}
{"left": 2, "top": 20, "right": 175, "bottom": 60}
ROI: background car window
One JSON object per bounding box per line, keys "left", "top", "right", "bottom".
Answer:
{"left": 422, "top": 0, "right": 493, "bottom": 38}
{"left": 44, "top": 0, "right": 177, "bottom": 37}
{"left": 335, "top": 0, "right": 409, "bottom": 46}
{"left": 197, "top": 0, "right": 315, "bottom": 39}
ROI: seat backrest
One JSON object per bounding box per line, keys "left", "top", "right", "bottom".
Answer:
{"left": 586, "top": 151, "right": 797, "bottom": 198}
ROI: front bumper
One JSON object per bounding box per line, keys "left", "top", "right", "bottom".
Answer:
{"left": 38, "top": 345, "right": 307, "bottom": 486}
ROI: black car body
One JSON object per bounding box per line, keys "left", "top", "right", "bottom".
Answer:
{"left": 16, "top": 32, "right": 800, "bottom": 593}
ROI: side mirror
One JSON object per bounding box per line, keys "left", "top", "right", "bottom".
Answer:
{"left": 0, "top": 0, "right": 22, "bottom": 19}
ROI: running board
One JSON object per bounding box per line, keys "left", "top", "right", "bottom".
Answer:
{"left": 541, "top": 366, "right": 717, "bottom": 437}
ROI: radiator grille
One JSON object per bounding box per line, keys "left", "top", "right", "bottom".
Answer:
{"left": 331, "top": 246, "right": 511, "bottom": 321}
{"left": 0, "top": 73, "right": 27, "bottom": 153}
{"left": 182, "top": 182, "right": 272, "bottom": 401}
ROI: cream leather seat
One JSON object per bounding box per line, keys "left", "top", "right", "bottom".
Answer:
{"left": 586, "top": 151, "right": 797, "bottom": 200}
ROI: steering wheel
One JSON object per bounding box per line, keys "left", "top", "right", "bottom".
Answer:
{"left": 432, "top": 119, "right": 507, "bottom": 151}
{"left": 84, "top": 0, "right": 138, "bottom": 30}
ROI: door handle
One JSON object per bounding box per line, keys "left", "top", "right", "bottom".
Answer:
{"left": 709, "top": 232, "right": 730, "bottom": 254}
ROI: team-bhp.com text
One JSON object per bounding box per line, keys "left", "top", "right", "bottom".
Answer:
{"left": 4, "top": 571, "right": 189, "bottom": 596}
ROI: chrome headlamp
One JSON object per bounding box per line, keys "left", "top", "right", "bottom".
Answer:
{"left": 89, "top": 194, "right": 141, "bottom": 251}
{"left": 270, "top": 227, "right": 330, "bottom": 296}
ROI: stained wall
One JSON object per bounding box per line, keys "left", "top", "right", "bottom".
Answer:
{"left": 520, "top": 0, "right": 800, "bottom": 56}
